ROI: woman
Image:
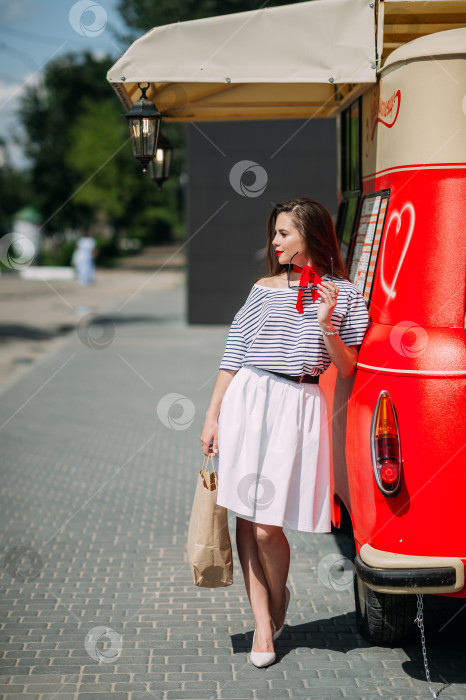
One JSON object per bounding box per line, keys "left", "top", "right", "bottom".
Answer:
{"left": 200, "top": 197, "right": 370, "bottom": 668}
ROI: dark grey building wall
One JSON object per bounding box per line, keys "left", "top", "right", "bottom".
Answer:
{"left": 186, "top": 119, "right": 337, "bottom": 324}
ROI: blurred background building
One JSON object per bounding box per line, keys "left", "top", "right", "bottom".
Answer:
{"left": 186, "top": 119, "right": 336, "bottom": 323}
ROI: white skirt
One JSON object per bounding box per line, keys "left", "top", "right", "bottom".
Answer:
{"left": 213, "top": 363, "right": 331, "bottom": 533}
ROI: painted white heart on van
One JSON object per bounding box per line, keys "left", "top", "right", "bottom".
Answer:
{"left": 380, "top": 202, "right": 415, "bottom": 300}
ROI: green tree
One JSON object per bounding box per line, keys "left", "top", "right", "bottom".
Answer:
{"left": 66, "top": 98, "right": 135, "bottom": 222}
{"left": 0, "top": 168, "right": 35, "bottom": 236}
{"left": 20, "top": 52, "right": 116, "bottom": 233}
{"left": 117, "top": 0, "right": 304, "bottom": 35}
{"left": 66, "top": 96, "right": 184, "bottom": 243}
{"left": 18, "top": 51, "right": 184, "bottom": 244}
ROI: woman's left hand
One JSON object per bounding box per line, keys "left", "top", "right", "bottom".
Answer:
{"left": 316, "top": 280, "right": 339, "bottom": 328}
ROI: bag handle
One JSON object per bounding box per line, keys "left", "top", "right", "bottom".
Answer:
{"left": 201, "top": 453, "right": 217, "bottom": 475}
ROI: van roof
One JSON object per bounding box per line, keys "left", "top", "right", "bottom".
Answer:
{"left": 381, "top": 27, "right": 466, "bottom": 73}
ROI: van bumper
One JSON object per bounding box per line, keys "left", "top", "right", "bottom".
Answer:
{"left": 354, "top": 544, "right": 465, "bottom": 594}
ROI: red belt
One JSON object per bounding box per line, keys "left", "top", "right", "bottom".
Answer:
{"left": 266, "top": 370, "right": 319, "bottom": 384}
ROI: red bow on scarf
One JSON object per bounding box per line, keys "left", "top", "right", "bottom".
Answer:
{"left": 292, "top": 264, "right": 322, "bottom": 314}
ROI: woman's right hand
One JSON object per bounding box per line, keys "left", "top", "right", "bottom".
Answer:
{"left": 201, "top": 415, "right": 219, "bottom": 456}
{"left": 200, "top": 369, "right": 237, "bottom": 456}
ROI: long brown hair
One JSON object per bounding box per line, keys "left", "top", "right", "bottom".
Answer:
{"left": 255, "top": 197, "right": 349, "bottom": 283}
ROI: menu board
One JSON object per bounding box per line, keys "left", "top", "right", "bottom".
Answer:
{"left": 350, "top": 191, "right": 390, "bottom": 304}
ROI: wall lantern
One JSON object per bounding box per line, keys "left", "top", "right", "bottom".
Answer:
{"left": 124, "top": 82, "right": 164, "bottom": 172}
{"left": 148, "top": 133, "right": 173, "bottom": 190}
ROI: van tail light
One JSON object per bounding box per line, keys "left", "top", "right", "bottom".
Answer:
{"left": 370, "top": 391, "right": 402, "bottom": 496}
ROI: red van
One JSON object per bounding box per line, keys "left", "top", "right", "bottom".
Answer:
{"left": 320, "top": 27, "right": 466, "bottom": 643}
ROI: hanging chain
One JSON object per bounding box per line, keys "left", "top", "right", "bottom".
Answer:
{"left": 413, "top": 593, "right": 450, "bottom": 699}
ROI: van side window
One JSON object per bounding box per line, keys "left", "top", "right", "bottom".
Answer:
{"left": 336, "top": 99, "right": 362, "bottom": 263}
{"left": 348, "top": 191, "right": 390, "bottom": 306}
{"left": 342, "top": 100, "right": 361, "bottom": 193}
{"left": 336, "top": 195, "right": 359, "bottom": 263}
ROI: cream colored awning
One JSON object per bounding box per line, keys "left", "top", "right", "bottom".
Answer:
{"left": 107, "top": 0, "right": 376, "bottom": 121}
{"left": 107, "top": 0, "right": 466, "bottom": 122}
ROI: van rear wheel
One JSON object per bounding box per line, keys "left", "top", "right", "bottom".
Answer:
{"left": 352, "top": 542, "right": 417, "bottom": 644}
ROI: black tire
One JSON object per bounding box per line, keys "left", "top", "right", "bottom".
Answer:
{"left": 350, "top": 538, "right": 417, "bottom": 644}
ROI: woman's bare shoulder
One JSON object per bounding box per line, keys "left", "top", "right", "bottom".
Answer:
{"left": 255, "top": 274, "right": 287, "bottom": 289}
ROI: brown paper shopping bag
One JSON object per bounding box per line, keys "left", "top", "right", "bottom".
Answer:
{"left": 187, "top": 454, "right": 233, "bottom": 587}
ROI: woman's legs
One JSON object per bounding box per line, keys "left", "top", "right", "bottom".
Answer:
{"left": 236, "top": 516, "right": 290, "bottom": 653}
{"left": 254, "top": 523, "right": 290, "bottom": 634}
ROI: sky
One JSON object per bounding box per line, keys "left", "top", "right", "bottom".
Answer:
{"left": 0, "top": 0, "right": 137, "bottom": 168}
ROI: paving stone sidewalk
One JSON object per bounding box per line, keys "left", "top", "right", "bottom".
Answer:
{"left": 1, "top": 276, "right": 465, "bottom": 700}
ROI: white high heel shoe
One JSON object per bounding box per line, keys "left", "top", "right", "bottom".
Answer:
{"left": 272, "top": 585, "right": 291, "bottom": 641}
{"left": 249, "top": 625, "right": 276, "bottom": 668}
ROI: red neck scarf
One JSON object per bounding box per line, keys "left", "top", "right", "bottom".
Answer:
{"left": 291, "top": 264, "right": 322, "bottom": 314}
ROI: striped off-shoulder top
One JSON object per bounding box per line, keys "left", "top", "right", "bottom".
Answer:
{"left": 219, "top": 274, "right": 370, "bottom": 376}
